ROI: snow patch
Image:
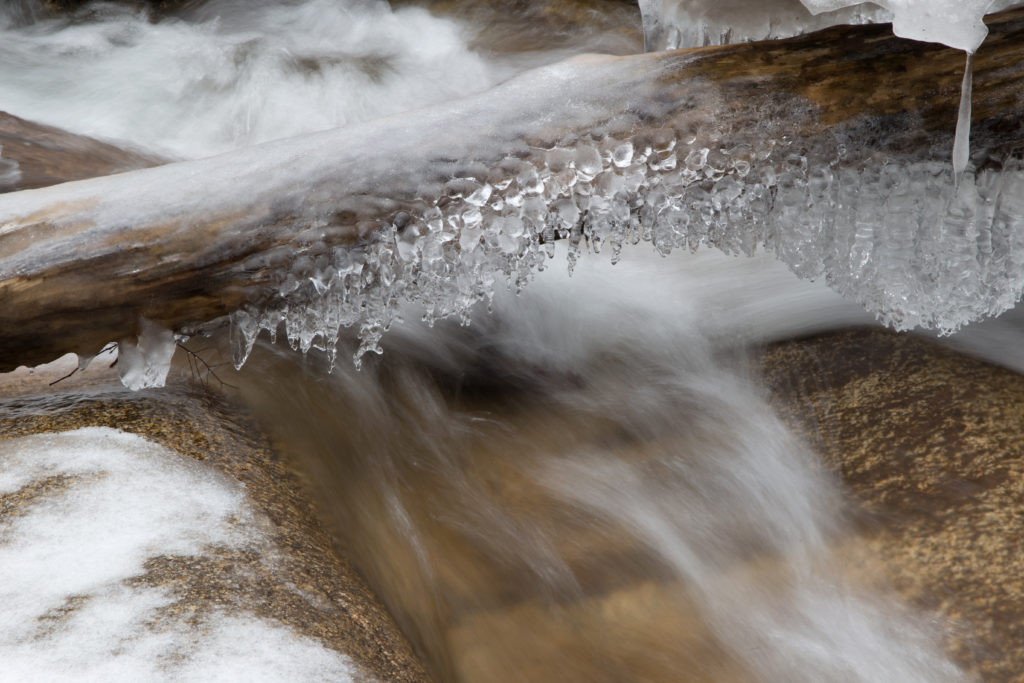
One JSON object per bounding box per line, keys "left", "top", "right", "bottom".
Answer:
{"left": 0, "top": 427, "right": 360, "bottom": 682}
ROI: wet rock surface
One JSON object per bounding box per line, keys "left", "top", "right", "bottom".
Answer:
{"left": 0, "top": 110, "right": 162, "bottom": 193}
{"left": 0, "top": 360, "right": 430, "bottom": 683}
{"left": 762, "top": 328, "right": 1024, "bottom": 682}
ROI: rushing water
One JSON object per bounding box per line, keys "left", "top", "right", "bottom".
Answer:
{"left": 232, "top": 244, "right": 967, "bottom": 682}
{"left": 3, "top": 0, "right": 1023, "bottom": 680}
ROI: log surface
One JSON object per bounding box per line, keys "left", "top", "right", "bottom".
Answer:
{"left": 1, "top": 8, "right": 1023, "bottom": 371}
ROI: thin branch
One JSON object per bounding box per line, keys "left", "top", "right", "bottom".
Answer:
{"left": 48, "top": 342, "right": 119, "bottom": 386}
{"left": 176, "top": 342, "right": 238, "bottom": 390}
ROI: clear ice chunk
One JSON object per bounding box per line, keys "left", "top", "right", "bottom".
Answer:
{"left": 117, "top": 318, "right": 176, "bottom": 391}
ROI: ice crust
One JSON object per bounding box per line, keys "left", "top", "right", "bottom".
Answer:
{"left": 1, "top": 10, "right": 1021, "bottom": 374}
{"left": 0, "top": 427, "right": 360, "bottom": 682}
{"left": 209, "top": 2, "right": 1024, "bottom": 372}
{"left": 225, "top": 121, "right": 1024, "bottom": 371}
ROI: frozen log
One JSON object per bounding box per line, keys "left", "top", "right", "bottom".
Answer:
{"left": 1, "top": 7, "right": 1023, "bottom": 371}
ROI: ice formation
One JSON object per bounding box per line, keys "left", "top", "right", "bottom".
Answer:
{"left": 953, "top": 52, "right": 975, "bottom": 181}
{"left": 638, "top": 0, "right": 888, "bottom": 50}
{"left": 640, "top": 1, "right": 1022, "bottom": 179}
{"left": 639, "top": 0, "right": 1022, "bottom": 51}
{"left": 800, "top": 0, "right": 1017, "bottom": 52}
{"left": 0, "top": 427, "right": 360, "bottom": 681}
{"left": 223, "top": 120, "right": 1024, "bottom": 371}
{"left": 116, "top": 318, "right": 177, "bottom": 391}
{"left": 221, "top": 3, "right": 1024, "bottom": 371}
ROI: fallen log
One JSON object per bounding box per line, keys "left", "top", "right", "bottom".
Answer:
{"left": 1, "top": 7, "right": 1023, "bottom": 372}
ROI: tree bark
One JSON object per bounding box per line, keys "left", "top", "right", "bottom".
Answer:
{"left": 1, "top": 7, "right": 1023, "bottom": 371}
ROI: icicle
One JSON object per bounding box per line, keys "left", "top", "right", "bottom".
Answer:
{"left": 953, "top": 51, "right": 974, "bottom": 185}
{"left": 229, "top": 309, "right": 260, "bottom": 370}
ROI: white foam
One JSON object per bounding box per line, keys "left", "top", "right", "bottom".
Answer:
{"left": 0, "top": 427, "right": 360, "bottom": 682}
{"left": 0, "top": 0, "right": 501, "bottom": 159}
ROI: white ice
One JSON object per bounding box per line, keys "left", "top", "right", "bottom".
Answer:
{"left": 0, "top": 427, "right": 360, "bottom": 682}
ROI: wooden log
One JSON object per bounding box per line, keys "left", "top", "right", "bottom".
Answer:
{"left": 1, "top": 7, "right": 1023, "bottom": 371}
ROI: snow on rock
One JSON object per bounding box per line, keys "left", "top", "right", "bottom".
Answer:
{"left": 0, "top": 427, "right": 361, "bottom": 682}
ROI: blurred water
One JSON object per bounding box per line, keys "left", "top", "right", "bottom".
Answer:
{"left": 233, "top": 246, "right": 964, "bottom": 682}
{"left": 0, "top": 0, "right": 639, "bottom": 159}
{"left": 0, "top": 0, "right": 508, "bottom": 158}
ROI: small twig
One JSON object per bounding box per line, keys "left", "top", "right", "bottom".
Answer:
{"left": 48, "top": 366, "right": 79, "bottom": 386}
{"left": 49, "top": 342, "right": 119, "bottom": 386}
{"left": 176, "top": 342, "right": 237, "bottom": 390}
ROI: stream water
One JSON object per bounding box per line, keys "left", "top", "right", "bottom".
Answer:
{"left": 2, "top": 0, "right": 1023, "bottom": 680}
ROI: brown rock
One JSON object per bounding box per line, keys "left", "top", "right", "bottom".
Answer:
{"left": 0, "top": 360, "right": 430, "bottom": 683}
{"left": 0, "top": 110, "right": 162, "bottom": 193}
{"left": 762, "top": 328, "right": 1024, "bottom": 682}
